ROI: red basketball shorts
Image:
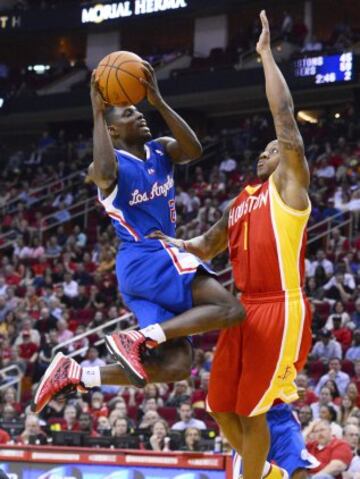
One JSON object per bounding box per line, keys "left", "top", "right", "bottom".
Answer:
{"left": 207, "top": 291, "right": 312, "bottom": 417}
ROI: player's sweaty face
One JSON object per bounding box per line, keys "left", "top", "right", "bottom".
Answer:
{"left": 111, "top": 106, "right": 151, "bottom": 142}
{"left": 257, "top": 140, "right": 280, "bottom": 181}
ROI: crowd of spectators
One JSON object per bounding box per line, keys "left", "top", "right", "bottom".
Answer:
{"left": 0, "top": 107, "right": 357, "bottom": 468}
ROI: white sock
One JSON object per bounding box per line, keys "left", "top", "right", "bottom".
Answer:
{"left": 81, "top": 367, "right": 101, "bottom": 388}
{"left": 262, "top": 462, "right": 271, "bottom": 477}
{"left": 140, "top": 323, "right": 166, "bottom": 344}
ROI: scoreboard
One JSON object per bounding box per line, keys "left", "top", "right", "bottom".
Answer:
{"left": 294, "top": 52, "right": 354, "bottom": 85}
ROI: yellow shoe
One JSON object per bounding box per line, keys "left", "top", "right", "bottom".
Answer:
{"left": 264, "top": 464, "right": 289, "bottom": 479}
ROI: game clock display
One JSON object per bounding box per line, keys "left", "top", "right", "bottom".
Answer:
{"left": 294, "top": 52, "right": 354, "bottom": 85}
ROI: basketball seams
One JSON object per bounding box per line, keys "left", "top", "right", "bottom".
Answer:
{"left": 97, "top": 52, "right": 113, "bottom": 100}
{"left": 106, "top": 52, "right": 124, "bottom": 103}
{"left": 115, "top": 66, "right": 134, "bottom": 106}
{"left": 97, "top": 52, "right": 113, "bottom": 83}
{"left": 98, "top": 64, "right": 145, "bottom": 82}
{"left": 96, "top": 54, "right": 146, "bottom": 106}
{"left": 98, "top": 60, "right": 144, "bottom": 68}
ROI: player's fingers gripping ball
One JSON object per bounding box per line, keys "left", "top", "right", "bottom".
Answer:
{"left": 95, "top": 51, "right": 146, "bottom": 106}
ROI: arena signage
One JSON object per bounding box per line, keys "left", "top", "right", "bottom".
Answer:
{"left": 0, "top": 14, "right": 21, "bottom": 29}
{"left": 81, "top": 0, "right": 188, "bottom": 24}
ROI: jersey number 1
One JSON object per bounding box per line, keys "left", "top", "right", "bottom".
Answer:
{"left": 169, "top": 200, "right": 176, "bottom": 223}
{"left": 243, "top": 220, "right": 248, "bottom": 250}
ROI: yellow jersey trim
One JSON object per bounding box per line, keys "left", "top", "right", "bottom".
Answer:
{"left": 269, "top": 175, "right": 311, "bottom": 217}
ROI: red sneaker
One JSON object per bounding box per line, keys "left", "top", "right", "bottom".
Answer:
{"left": 105, "top": 330, "right": 149, "bottom": 388}
{"left": 31, "top": 352, "right": 84, "bottom": 414}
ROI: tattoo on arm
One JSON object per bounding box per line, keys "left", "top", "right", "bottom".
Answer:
{"left": 275, "top": 104, "right": 304, "bottom": 155}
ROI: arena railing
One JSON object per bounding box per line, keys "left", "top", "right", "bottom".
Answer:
{"left": 0, "top": 169, "right": 87, "bottom": 215}
{"left": 0, "top": 364, "right": 25, "bottom": 402}
{"left": 0, "top": 170, "right": 90, "bottom": 248}
{"left": 0, "top": 195, "right": 97, "bottom": 249}
{"left": 51, "top": 312, "right": 135, "bottom": 359}
{"left": 307, "top": 210, "right": 354, "bottom": 246}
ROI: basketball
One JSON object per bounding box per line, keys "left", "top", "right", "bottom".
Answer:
{"left": 95, "top": 51, "right": 146, "bottom": 107}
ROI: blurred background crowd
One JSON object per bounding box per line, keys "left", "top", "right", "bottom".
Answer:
{"left": 0, "top": 0, "right": 358, "bottom": 476}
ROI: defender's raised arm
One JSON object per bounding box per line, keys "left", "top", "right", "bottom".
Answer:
{"left": 257, "top": 11, "right": 310, "bottom": 206}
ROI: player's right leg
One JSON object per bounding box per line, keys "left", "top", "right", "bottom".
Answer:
{"left": 31, "top": 338, "right": 192, "bottom": 414}
{"left": 211, "top": 412, "right": 287, "bottom": 479}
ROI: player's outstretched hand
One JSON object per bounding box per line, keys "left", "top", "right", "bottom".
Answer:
{"left": 90, "top": 70, "right": 107, "bottom": 113}
{"left": 147, "top": 230, "right": 186, "bottom": 250}
{"left": 140, "top": 61, "right": 164, "bottom": 109}
{"left": 256, "top": 10, "right": 271, "bottom": 55}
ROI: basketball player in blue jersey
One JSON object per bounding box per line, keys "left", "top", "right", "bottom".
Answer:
{"left": 32, "top": 61, "right": 245, "bottom": 413}
{"left": 233, "top": 403, "right": 318, "bottom": 479}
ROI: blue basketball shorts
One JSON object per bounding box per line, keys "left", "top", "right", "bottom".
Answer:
{"left": 267, "top": 404, "right": 319, "bottom": 476}
{"left": 116, "top": 239, "right": 214, "bottom": 328}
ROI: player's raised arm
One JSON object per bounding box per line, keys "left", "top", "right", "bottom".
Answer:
{"left": 148, "top": 203, "right": 231, "bottom": 261}
{"left": 89, "top": 71, "right": 117, "bottom": 192}
{"left": 257, "top": 11, "right": 310, "bottom": 202}
{"left": 140, "top": 62, "right": 202, "bottom": 164}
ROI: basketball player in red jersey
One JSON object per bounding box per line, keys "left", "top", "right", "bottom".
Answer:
{"left": 150, "top": 11, "right": 312, "bottom": 479}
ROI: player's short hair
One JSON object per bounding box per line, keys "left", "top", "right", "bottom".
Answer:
{"left": 104, "top": 106, "right": 118, "bottom": 126}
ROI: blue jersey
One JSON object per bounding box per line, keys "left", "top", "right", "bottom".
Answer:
{"left": 98, "top": 139, "right": 212, "bottom": 328}
{"left": 98, "top": 140, "right": 176, "bottom": 243}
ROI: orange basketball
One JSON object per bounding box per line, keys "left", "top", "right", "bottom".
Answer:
{"left": 95, "top": 51, "right": 146, "bottom": 107}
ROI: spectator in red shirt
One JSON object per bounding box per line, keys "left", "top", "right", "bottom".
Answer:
{"left": 4, "top": 265, "right": 21, "bottom": 286}
{"left": 330, "top": 316, "right": 352, "bottom": 352}
{"left": 18, "top": 332, "right": 38, "bottom": 364}
{"left": 0, "top": 427, "right": 10, "bottom": 444}
{"left": 293, "top": 373, "right": 318, "bottom": 409}
{"left": 89, "top": 391, "right": 109, "bottom": 420}
{"left": 83, "top": 252, "right": 96, "bottom": 273}
{"left": 307, "top": 420, "right": 353, "bottom": 478}
{"left": 32, "top": 256, "right": 49, "bottom": 280}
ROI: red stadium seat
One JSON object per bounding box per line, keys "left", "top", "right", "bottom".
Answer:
{"left": 157, "top": 407, "right": 178, "bottom": 425}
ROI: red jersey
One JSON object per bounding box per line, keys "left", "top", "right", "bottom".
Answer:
{"left": 208, "top": 175, "right": 312, "bottom": 417}
{"left": 228, "top": 175, "right": 310, "bottom": 295}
